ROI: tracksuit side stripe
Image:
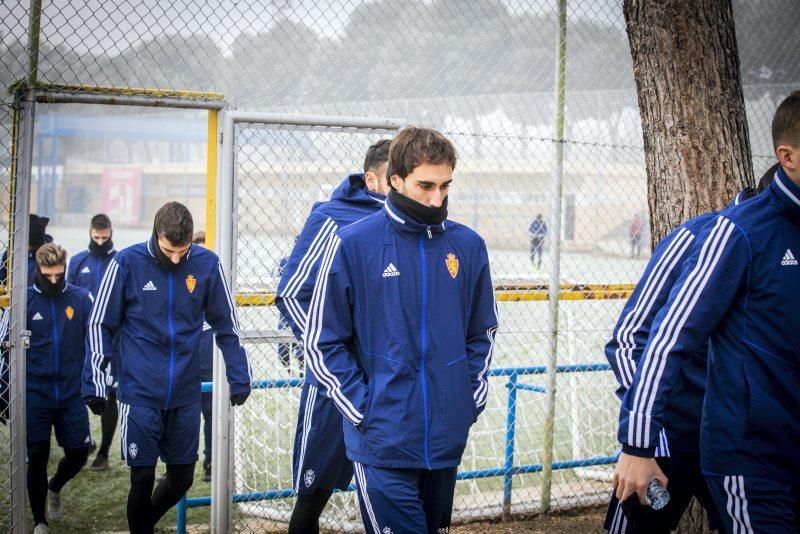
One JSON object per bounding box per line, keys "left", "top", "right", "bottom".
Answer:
{"left": 724, "top": 476, "right": 753, "bottom": 534}
{"left": 304, "top": 235, "right": 364, "bottom": 426}
{"left": 120, "top": 402, "right": 130, "bottom": 462}
{"left": 293, "top": 384, "right": 317, "bottom": 492}
{"left": 283, "top": 218, "right": 337, "bottom": 298}
{"left": 354, "top": 462, "right": 380, "bottom": 534}
{"left": 88, "top": 259, "right": 119, "bottom": 398}
{"left": 474, "top": 296, "right": 498, "bottom": 408}
{"left": 614, "top": 228, "right": 694, "bottom": 388}
{"left": 280, "top": 218, "right": 337, "bottom": 333}
{"left": 217, "top": 262, "right": 251, "bottom": 381}
{"left": 609, "top": 499, "right": 628, "bottom": 533}
{"left": 628, "top": 216, "right": 734, "bottom": 447}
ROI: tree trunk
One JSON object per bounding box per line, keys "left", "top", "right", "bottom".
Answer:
{"left": 624, "top": 1, "right": 753, "bottom": 531}
{"left": 624, "top": 0, "right": 754, "bottom": 246}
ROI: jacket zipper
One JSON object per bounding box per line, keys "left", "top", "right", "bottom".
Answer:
{"left": 165, "top": 272, "right": 176, "bottom": 407}
{"left": 419, "top": 233, "right": 431, "bottom": 469}
{"left": 50, "top": 300, "right": 60, "bottom": 404}
{"left": 94, "top": 256, "right": 101, "bottom": 295}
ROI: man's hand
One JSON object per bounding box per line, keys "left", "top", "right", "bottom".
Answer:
{"left": 230, "top": 390, "right": 250, "bottom": 407}
{"left": 612, "top": 452, "right": 668, "bottom": 505}
{"left": 84, "top": 396, "right": 106, "bottom": 416}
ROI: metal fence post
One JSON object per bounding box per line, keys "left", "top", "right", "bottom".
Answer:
{"left": 8, "top": 86, "right": 35, "bottom": 533}
{"left": 540, "top": 0, "right": 567, "bottom": 515}
{"left": 211, "top": 110, "right": 234, "bottom": 534}
{"left": 502, "top": 374, "right": 518, "bottom": 520}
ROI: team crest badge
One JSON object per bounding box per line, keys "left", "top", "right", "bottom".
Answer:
{"left": 446, "top": 253, "right": 459, "bottom": 279}
{"left": 128, "top": 443, "right": 138, "bottom": 459}
{"left": 186, "top": 274, "right": 196, "bottom": 293}
{"left": 304, "top": 469, "right": 315, "bottom": 488}
{"left": 65, "top": 306, "right": 74, "bottom": 320}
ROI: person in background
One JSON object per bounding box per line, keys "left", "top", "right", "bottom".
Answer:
{"left": 528, "top": 213, "right": 548, "bottom": 269}
{"left": 629, "top": 213, "right": 644, "bottom": 258}
{"left": 67, "top": 213, "right": 118, "bottom": 471}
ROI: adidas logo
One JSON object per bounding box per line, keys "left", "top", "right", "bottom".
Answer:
{"left": 32, "top": 312, "right": 43, "bottom": 321}
{"left": 81, "top": 266, "right": 91, "bottom": 274}
{"left": 781, "top": 249, "right": 798, "bottom": 266}
{"left": 382, "top": 263, "right": 400, "bottom": 278}
{"left": 142, "top": 281, "right": 158, "bottom": 291}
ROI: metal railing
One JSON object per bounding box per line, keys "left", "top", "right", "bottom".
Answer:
{"left": 175, "top": 362, "right": 615, "bottom": 533}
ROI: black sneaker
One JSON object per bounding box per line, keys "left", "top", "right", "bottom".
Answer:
{"left": 88, "top": 453, "right": 109, "bottom": 471}
{"left": 202, "top": 463, "right": 211, "bottom": 482}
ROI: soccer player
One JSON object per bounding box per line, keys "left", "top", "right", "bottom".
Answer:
{"left": 82, "top": 202, "right": 251, "bottom": 534}
{"left": 67, "top": 213, "right": 118, "bottom": 471}
{"left": 192, "top": 230, "right": 214, "bottom": 482}
{"left": 0, "top": 243, "right": 94, "bottom": 534}
{"left": 306, "top": 127, "right": 498, "bottom": 533}
{"left": 613, "top": 91, "right": 800, "bottom": 533}
{"left": 275, "top": 139, "right": 391, "bottom": 533}
{"left": 601, "top": 172, "right": 775, "bottom": 532}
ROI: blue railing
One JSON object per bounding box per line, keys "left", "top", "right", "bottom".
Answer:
{"left": 176, "top": 362, "right": 615, "bottom": 533}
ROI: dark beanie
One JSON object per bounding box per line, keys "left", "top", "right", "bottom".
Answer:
{"left": 28, "top": 214, "right": 50, "bottom": 249}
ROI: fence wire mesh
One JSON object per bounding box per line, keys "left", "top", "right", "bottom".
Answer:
{"left": 0, "top": 0, "right": 799, "bottom": 532}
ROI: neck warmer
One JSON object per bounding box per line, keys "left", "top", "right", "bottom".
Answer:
{"left": 389, "top": 190, "right": 448, "bottom": 225}
{"left": 36, "top": 271, "right": 65, "bottom": 296}
{"left": 152, "top": 229, "right": 183, "bottom": 271}
{"left": 89, "top": 237, "right": 114, "bottom": 256}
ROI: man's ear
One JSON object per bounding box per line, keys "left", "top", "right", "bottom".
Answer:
{"left": 389, "top": 174, "right": 402, "bottom": 191}
{"left": 364, "top": 171, "right": 377, "bottom": 192}
{"left": 776, "top": 144, "right": 799, "bottom": 173}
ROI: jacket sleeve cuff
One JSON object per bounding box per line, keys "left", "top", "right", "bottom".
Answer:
{"left": 228, "top": 383, "right": 251, "bottom": 396}
{"left": 621, "top": 444, "right": 656, "bottom": 458}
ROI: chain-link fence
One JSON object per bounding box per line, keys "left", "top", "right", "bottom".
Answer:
{"left": 1, "top": 0, "right": 799, "bottom": 532}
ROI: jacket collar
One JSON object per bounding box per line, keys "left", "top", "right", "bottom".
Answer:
{"left": 146, "top": 236, "right": 192, "bottom": 265}
{"left": 771, "top": 166, "right": 800, "bottom": 223}
{"left": 32, "top": 283, "right": 66, "bottom": 295}
{"left": 383, "top": 195, "right": 447, "bottom": 237}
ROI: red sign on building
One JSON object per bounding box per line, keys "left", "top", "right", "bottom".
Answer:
{"left": 102, "top": 167, "right": 142, "bottom": 225}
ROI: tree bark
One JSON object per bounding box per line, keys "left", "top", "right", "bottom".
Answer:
{"left": 624, "top": 1, "right": 753, "bottom": 531}
{"left": 624, "top": 0, "right": 753, "bottom": 245}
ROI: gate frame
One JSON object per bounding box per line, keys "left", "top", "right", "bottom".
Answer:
{"left": 212, "top": 111, "right": 407, "bottom": 533}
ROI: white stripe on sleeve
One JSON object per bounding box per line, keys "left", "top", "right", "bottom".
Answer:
{"left": 628, "top": 216, "right": 735, "bottom": 448}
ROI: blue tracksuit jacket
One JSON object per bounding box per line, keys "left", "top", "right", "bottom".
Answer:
{"left": 606, "top": 211, "right": 717, "bottom": 456}
{"left": 81, "top": 236, "right": 251, "bottom": 410}
{"left": 619, "top": 167, "right": 800, "bottom": 483}
{"left": 67, "top": 248, "right": 117, "bottom": 296}
{"left": 275, "top": 174, "right": 385, "bottom": 353}
{"left": 1, "top": 284, "right": 93, "bottom": 408}
{"left": 305, "top": 197, "right": 499, "bottom": 469}
{"left": 68, "top": 247, "right": 119, "bottom": 379}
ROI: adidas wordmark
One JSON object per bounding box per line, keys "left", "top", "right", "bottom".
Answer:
{"left": 142, "top": 281, "right": 158, "bottom": 291}
{"left": 382, "top": 263, "right": 400, "bottom": 278}
{"left": 782, "top": 249, "right": 798, "bottom": 266}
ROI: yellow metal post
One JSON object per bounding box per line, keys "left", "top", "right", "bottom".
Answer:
{"left": 205, "top": 110, "right": 218, "bottom": 251}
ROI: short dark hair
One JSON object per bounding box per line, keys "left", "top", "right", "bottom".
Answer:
{"left": 363, "top": 139, "right": 391, "bottom": 173}
{"left": 772, "top": 90, "right": 800, "bottom": 150}
{"left": 192, "top": 230, "right": 206, "bottom": 244}
{"left": 388, "top": 127, "right": 457, "bottom": 181}
{"left": 90, "top": 213, "right": 112, "bottom": 230}
{"left": 154, "top": 202, "right": 194, "bottom": 245}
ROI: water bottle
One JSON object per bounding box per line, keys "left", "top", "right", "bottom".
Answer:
{"left": 646, "top": 478, "right": 670, "bottom": 510}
